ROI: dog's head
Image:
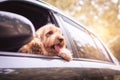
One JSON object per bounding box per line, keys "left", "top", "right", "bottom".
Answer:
{"left": 36, "top": 24, "right": 66, "bottom": 54}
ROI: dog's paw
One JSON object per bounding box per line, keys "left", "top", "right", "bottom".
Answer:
{"left": 18, "top": 45, "right": 30, "bottom": 53}
{"left": 58, "top": 48, "right": 72, "bottom": 61}
{"left": 18, "top": 38, "right": 41, "bottom": 54}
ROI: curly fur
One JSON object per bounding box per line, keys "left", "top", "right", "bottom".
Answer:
{"left": 18, "top": 24, "right": 72, "bottom": 61}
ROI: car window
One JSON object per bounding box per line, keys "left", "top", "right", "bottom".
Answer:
{"left": 61, "top": 16, "right": 111, "bottom": 62}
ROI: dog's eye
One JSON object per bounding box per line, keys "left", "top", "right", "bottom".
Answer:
{"left": 47, "top": 31, "right": 53, "bottom": 35}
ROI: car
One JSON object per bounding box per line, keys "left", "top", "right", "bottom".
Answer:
{"left": 0, "top": 0, "right": 120, "bottom": 80}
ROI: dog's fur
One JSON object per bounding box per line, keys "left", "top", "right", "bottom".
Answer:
{"left": 18, "top": 24, "right": 72, "bottom": 61}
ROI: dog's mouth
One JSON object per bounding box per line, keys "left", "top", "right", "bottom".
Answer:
{"left": 51, "top": 44, "right": 61, "bottom": 52}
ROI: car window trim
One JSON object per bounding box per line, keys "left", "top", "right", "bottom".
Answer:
{"left": 0, "top": 51, "right": 63, "bottom": 60}
{"left": 73, "top": 57, "right": 115, "bottom": 64}
{"left": 0, "top": 51, "right": 115, "bottom": 66}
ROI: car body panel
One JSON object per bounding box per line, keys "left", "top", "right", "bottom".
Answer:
{"left": 0, "top": 52, "right": 119, "bottom": 70}
{"left": 0, "top": 52, "right": 120, "bottom": 80}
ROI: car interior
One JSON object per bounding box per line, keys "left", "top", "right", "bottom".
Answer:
{"left": 0, "top": 1, "right": 57, "bottom": 52}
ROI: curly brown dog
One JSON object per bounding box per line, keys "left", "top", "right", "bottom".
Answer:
{"left": 18, "top": 24, "right": 72, "bottom": 61}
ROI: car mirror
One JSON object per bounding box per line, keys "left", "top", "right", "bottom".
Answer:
{"left": 0, "top": 11, "right": 35, "bottom": 51}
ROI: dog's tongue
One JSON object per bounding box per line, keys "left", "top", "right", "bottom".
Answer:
{"left": 54, "top": 45, "right": 60, "bottom": 52}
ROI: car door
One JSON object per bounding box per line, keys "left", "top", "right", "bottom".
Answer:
{"left": 53, "top": 12, "right": 120, "bottom": 80}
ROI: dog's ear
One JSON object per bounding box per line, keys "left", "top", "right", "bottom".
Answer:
{"left": 35, "top": 27, "right": 44, "bottom": 40}
{"left": 35, "top": 24, "right": 51, "bottom": 39}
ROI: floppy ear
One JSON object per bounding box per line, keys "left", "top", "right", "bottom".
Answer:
{"left": 35, "top": 23, "right": 53, "bottom": 40}
{"left": 35, "top": 27, "right": 44, "bottom": 40}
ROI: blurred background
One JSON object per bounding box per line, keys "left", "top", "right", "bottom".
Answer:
{"left": 43, "top": 0, "right": 120, "bottom": 62}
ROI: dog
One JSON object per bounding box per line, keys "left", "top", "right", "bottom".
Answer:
{"left": 18, "top": 24, "right": 72, "bottom": 61}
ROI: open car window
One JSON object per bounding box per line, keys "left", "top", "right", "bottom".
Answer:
{"left": 60, "top": 16, "right": 112, "bottom": 62}
{"left": 0, "top": 0, "right": 55, "bottom": 30}
{"left": 0, "top": 1, "right": 59, "bottom": 52}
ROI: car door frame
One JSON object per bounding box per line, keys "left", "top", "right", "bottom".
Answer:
{"left": 52, "top": 11, "right": 120, "bottom": 71}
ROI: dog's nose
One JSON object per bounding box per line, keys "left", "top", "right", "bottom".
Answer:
{"left": 59, "top": 38, "right": 63, "bottom": 42}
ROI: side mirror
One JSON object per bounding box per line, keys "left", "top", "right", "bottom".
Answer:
{"left": 0, "top": 11, "right": 35, "bottom": 51}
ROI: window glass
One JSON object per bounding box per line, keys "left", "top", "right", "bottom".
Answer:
{"left": 62, "top": 17, "right": 111, "bottom": 62}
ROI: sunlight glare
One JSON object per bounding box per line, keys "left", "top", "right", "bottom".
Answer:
{"left": 117, "top": 14, "right": 120, "bottom": 20}
{"left": 111, "top": 0, "right": 118, "bottom": 4}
